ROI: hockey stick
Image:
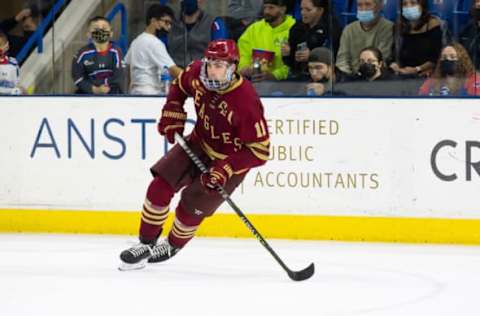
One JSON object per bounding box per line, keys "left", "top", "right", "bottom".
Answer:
{"left": 174, "top": 133, "right": 315, "bottom": 281}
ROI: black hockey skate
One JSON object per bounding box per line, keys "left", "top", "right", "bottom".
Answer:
{"left": 148, "top": 239, "right": 181, "bottom": 263}
{"left": 118, "top": 242, "right": 154, "bottom": 271}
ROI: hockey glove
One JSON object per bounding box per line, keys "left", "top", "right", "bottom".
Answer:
{"left": 200, "top": 160, "right": 234, "bottom": 193}
{"left": 157, "top": 104, "right": 187, "bottom": 144}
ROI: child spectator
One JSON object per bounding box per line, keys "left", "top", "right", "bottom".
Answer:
{"left": 0, "top": 31, "right": 22, "bottom": 95}
{"left": 71, "top": 16, "right": 126, "bottom": 94}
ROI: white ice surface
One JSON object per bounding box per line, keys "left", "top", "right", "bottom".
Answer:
{"left": 1, "top": 234, "right": 479, "bottom": 316}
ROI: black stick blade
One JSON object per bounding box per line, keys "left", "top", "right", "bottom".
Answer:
{"left": 288, "top": 263, "right": 315, "bottom": 281}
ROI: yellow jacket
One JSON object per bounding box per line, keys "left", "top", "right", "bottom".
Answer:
{"left": 238, "top": 16, "right": 296, "bottom": 80}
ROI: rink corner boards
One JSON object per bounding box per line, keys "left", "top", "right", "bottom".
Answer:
{"left": 1, "top": 209, "right": 480, "bottom": 245}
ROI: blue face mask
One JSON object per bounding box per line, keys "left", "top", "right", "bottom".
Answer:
{"left": 356, "top": 10, "right": 376, "bottom": 24}
{"left": 402, "top": 6, "right": 422, "bottom": 21}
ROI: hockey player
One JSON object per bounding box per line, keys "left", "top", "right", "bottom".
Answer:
{"left": 0, "top": 31, "right": 22, "bottom": 95}
{"left": 119, "top": 39, "right": 270, "bottom": 270}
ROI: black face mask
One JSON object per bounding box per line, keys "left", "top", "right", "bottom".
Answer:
{"left": 156, "top": 28, "right": 169, "bottom": 38}
{"left": 440, "top": 60, "right": 457, "bottom": 76}
{"left": 358, "top": 63, "right": 377, "bottom": 79}
{"left": 91, "top": 28, "right": 111, "bottom": 44}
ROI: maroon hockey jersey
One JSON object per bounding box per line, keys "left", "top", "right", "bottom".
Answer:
{"left": 164, "top": 60, "right": 270, "bottom": 174}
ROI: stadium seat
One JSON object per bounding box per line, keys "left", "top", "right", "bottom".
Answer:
{"left": 383, "top": 0, "right": 398, "bottom": 21}
{"left": 453, "top": 0, "right": 473, "bottom": 38}
{"left": 428, "top": 0, "right": 455, "bottom": 30}
{"left": 339, "top": 0, "right": 357, "bottom": 27}
{"left": 292, "top": 0, "right": 301, "bottom": 20}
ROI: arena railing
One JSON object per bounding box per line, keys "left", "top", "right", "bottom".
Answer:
{"left": 106, "top": 2, "right": 128, "bottom": 55}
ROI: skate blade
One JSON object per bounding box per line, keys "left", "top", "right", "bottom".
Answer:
{"left": 118, "top": 261, "right": 147, "bottom": 271}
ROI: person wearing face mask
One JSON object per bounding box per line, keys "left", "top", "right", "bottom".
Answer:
{"left": 71, "top": 16, "right": 126, "bottom": 94}
{"left": 281, "top": 0, "right": 342, "bottom": 81}
{"left": 419, "top": 42, "right": 480, "bottom": 96}
{"left": 335, "top": 0, "right": 393, "bottom": 76}
{"left": 459, "top": 0, "right": 480, "bottom": 70}
{"left": 390, "top": 0, "right": 448, "bottom": 79}
{"left": 167, "top": 0, "right": 215, "bottom": 68}
{"left": 125, "top": 5, "right": 182, "bottom": 95}
{"left": 353, "top": 47, "right": 392, "bottom": 81}
{"left": 0, "top": 31, "right": 23, "bottom": 95}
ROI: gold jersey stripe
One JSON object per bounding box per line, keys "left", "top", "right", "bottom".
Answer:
{"left": 246, "top": 140, "right": 270, "bottom": 152}
{"left": 222, "top": 164, "right": 234, "bottom": 177}
{"left": 162, "top": 111, "right": 187, "bottom": 120}
{"left": 143, "top": 200, "right": 169, "bottom": 215}
{"left": 247, "top": 146, "right": 270, "bottom": 161}
{"left": 174, "top": 218, "right": 199, "bottom": 233}
{"left": 171, "top": 227, "right": 196, "bottom": 239}
{"left": 142, "top": 209, "right": 169, "bottom": 220}
{"left": 142, "top": 209, "right": 169, "bottom": 221}
{"left": 141, "top": 214, "right": 168, "bottom": 226}
{"left": 199, "top": 140, "right": 228, "bottom": 160}
{"left": 176, "top": 71, "right": 188, "bottom": 95}
{"left": 164, "top": 124, "right": 185, "bottom": 132}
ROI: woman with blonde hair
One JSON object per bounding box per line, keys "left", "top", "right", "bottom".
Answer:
{"left": 419, "top": 42, "right": 480, "bottom": 96}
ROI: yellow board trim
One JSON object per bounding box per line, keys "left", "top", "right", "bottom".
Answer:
{"left": 1, "top": 209, "right": 480, "bottom": 244}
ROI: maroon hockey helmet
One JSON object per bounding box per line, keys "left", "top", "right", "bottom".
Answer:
{"left": 204, "top": 39, "right": 240, "bottom": 64}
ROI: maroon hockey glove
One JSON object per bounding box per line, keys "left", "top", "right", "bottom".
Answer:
{"left": 157, "top": 105, "right": 187, "bottom": 144}
{"left": 200, "top": 160, "right": 234, "bottom": 193}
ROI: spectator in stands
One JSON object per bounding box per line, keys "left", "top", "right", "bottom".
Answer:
{"left": 168, "top": 0, "right": 214, "bottom": 68}
{"left": 0, "top": 6, "right": 40, "bottom": 60}
{"left": 390, "top": 0, "right": 448, "bottom": 78}
{"left": 282, "top": 0, "right": 342, "bottom": 80}
{"left": 210, "top": 0, "right": 263, "bottom": 42}
{"left": 0, "top": 31, "right": 22, "bottom": 95}
{"left": 71, "top": 16, "right": 126, "bottom": 94}
{"left": 228, "top": 0, "right": 263, "bottom": 26}
{"left": 238, "top": 0, "right": 296, "bottom": 81}
{"left": 126, "top": 4, "right": 182, "bottom": 95}
{"left": 350, "top": 46, "right": 393, "bottom": 81}
{"left": 24, "top": 0, "right": 56, "bottom": 17}
{"left": 419, "top": 42, "right": 480, "bottom": 96}
{"left": 335, "top": 0, "right": 393, "bottom": 75}
{"left": 306, "top": 47, "right": 346, "bottom": 95}
{"left": 459, "top": 0, "right": 480, "bottom": 70}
